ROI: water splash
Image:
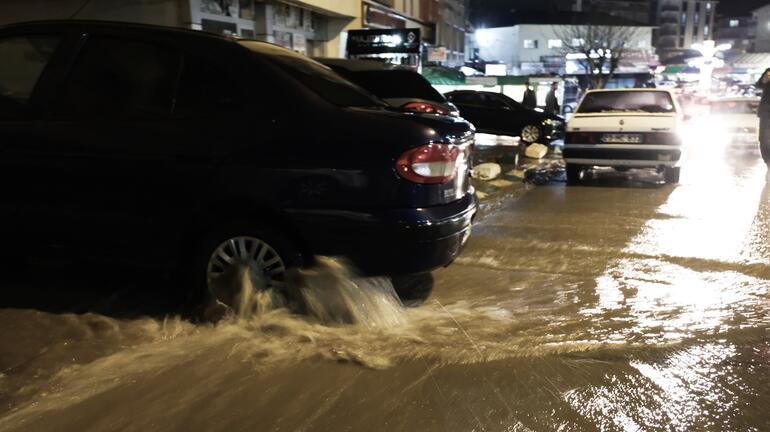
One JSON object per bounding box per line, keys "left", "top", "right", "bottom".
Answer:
{"left": 209, "top": 256, "right": 405, "bottom": 328}
{"left": 291, "top": 257, "right": 405, "bottom": 328}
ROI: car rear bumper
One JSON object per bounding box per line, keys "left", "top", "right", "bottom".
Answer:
{"left": 563, "top": 144, "right": 681, "bottom": 168}
{"left": 288, "top": 192, "right": 477, "bottom": 275}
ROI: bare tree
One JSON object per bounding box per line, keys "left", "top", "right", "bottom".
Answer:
{"left": 553, "top": 22, "right": 640, "bottom": 89}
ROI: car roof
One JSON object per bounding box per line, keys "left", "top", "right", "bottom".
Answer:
{"left": 584, "top": 88, "right": 676, "bottom": 95}
{"left": 314, "top": 58, "right": 408, "bottom": 72}
{"left": 1, "top": 19, "right": 251, "bottom": 44}
{"left": 447, "top": 90, "right": 499, "bottom": 95}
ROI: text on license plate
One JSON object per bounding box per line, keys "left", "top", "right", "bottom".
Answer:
{"left": 601, "top": 133, "right": 643, "bottom": 143}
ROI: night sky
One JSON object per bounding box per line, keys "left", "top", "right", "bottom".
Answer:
{"left": 470, "top": 0, "right": 770, "bottom": 27}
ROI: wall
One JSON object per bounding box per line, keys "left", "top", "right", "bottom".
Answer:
{"left": 0, "top": 0, "right": 184, "bottom": 27}
{"left": 476, "top": 26, "right": 519, "bottom": 73}
{"left": 755, "top": 5, "right": 770, "bottom": 53}
{"left": 297, "top": 0, "right": 361, "bottom": 58}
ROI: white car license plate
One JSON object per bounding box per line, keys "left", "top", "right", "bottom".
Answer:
{"left": 601, "top": 133, "right": 643, "bottom": 144}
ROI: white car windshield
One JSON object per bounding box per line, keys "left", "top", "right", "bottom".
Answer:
{"left": 578, "top": 91, "right": 676, "bottom": 114}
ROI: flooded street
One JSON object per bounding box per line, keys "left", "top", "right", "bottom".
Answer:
{"left": 2, "top": 127, "right": 770, "bottom": 431}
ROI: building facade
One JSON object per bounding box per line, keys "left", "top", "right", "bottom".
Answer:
{"left": 0, "top": 0, "right": 361, "bottom": 58}
{"left": 476, "top": 24, "right": 655, "bottom": 76}
{"left": 654, "top": 0, "right": 718, "bottom": 59}
{"left": 360, "top": 0, "right": 468, "bottom": 66}
{"left": 754, "top": 4, "right": 770, "bottom": 53}
{"left": 714, "top": 15, "right": 756, "bottom": 55}
{"left": 567, "top": 0, "right": 652, "bottom": 25}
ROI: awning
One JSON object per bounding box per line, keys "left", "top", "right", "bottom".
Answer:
{"left": 497, "top": 76, "right": 529, "bottom": 85}
{"left": 421, "top": 66, "right": 465, "bottom": 85}
{"left": 662, "top": 65, "right": 685, "bottom": 74}
{"left": 728, "top": 53, "right": 770, "bottom": 70}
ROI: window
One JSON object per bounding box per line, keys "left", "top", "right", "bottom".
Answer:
{"left": 341, "top": 70, "right": 445, "bottom": 103}
{"left": 704, "top": 25, "right": 710, "bottom": 36}
{"left": 481, "top": 93, "right": 508, "bottom": 109}
{"left": 59, "top": 36, "right": 180, "bottom": 117}
{"left": 174, "top": 55, "right": 242, "bottom": 117}
{"left": 729, "top": 19, "right": 740, "bottom": 28}
{"left": 523, "top": 39, "right": 538, "bottom": 49}
{"left": 711, "top": 100, "right": 758, "bottom": 114}
{"left": 578, "top": 91, "right": 675, "bottom": 114}
{"left": 449, "top": 92, "right": 482, "bottom": 105}
{"left": 548, "top": 39, "right": 563, "bottom": 49}
{"left": 0, "top": 35, "right": 60, "bottom": 114}
{"left": 240, "top": 41, "right": 381, "bottom": 108}
{"left": 572, "top": 38, "right": 585, "bottom": 46}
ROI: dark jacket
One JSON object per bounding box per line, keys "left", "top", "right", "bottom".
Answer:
{"left": 522, "top": 89, "right": 536, "bottom": 109}
{"left": 755, "top": 68, "right": 770, "bottom": 118}
{"left": 545, "top": 89, "right": 560, "bottom": 115}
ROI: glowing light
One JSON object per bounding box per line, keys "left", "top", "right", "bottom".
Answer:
{"left": 476, "top": 29, "right": 493, "bottom": 47}
{"left": 688, "top": 40, "right": 731, "bottom": 92}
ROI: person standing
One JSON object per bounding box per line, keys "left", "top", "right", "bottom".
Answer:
{"left": 755, "top": 68, "right": 770, "bottom": 181}
{"left": 545, "top": 81, "right": 560, "bottom": 115}
{"left": 522, "top": 85, "right": 536, "bottom": 109}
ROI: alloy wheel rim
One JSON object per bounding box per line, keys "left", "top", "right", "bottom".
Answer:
{"left": 206, "top": 236, "right": 286, "bottom": 293}
{"left": 522, "top": 125, "right": 540, "bottom": 143}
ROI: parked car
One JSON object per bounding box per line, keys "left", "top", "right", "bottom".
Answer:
{"left": 316, "top": 58, "right": 459, "bottom": 116}
{"left": 564, "top": 89, "right": 684, "bottom": 184}
{"left": 444, "top": 90, "right": 565, "bottom": 144}
{"left": 710, "top": 96, "right": 760, "bottom": 149}
{"left": 0, "top": 20, "right": 477, "bottom": 310}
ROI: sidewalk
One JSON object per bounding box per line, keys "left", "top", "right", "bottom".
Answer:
{"left": 471, "top": 134, "right": 565, "bottom": 216}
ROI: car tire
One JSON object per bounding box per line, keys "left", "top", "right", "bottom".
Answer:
{"left": 664, "top": 166, "right": 681, "bottom": 184}
{"left": 189, "top": 222, "right": 304, "bottom": 321}
{"left": 520, "top": 124, "right": 541, "bottom": 144}
{"left": 565, "top": 164, "right": 583, "bottom": 185}
{"left": 390, "top": 273, "right": 434, "bottom": 307}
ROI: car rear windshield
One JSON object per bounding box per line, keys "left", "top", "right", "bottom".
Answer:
{"left": 578, "top": 91, "right": 675, "bottom": 114}
{"left": 711, "top": 100, "right": 758, "bottom": 114}
{"left": 239, "top": 41, "right": 383, "bottom": 108}
{"left": 341, "top": 70, "right": 445, "bottom": 103}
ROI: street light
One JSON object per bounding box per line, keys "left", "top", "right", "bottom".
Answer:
{"left": 688, "top": 40, "right": 731, "bottom": 92}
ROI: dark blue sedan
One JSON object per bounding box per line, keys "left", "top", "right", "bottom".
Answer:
{"left": 0, "top": 20, "right": 477, "bottom": 310}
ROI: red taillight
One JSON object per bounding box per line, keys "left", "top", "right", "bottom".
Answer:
{"left": 396, "top": 144, "right": 463, "bottom": 184}
{"left": 401, "top": 101, "right": 450, "bottom": 116}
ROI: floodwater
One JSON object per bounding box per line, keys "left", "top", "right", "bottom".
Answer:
{"left": 1, "top": 120, "right": 769, "bottom": 431}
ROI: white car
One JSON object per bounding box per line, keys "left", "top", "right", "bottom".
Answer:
{"left": 710, "top": 97, "right": 759, "bottom": 148}
{"left": 564, "top": 89, "right": 684, "bottom": 184}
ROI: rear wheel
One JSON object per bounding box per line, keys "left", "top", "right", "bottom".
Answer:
{"left": 565, "top": 164, "right": 584, "bottom": 185}
{"left": 191, "top": 222, "right": 303, "bottom": 320}
{"left": 390, "top": 273, "right": 434, "bottom": 307}
{"left": 520, "top": 124, "right": 541, "bottom": 144}
{"left": 664, "top": 166, "right": 681, "bottom": 184}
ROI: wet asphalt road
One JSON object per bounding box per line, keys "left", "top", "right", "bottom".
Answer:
{"left": 1, "top": 123, "right": 769, "bottom": 431}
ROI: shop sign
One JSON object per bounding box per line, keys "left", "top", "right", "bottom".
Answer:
{"left": 293, "top": 33, "right": 307, "bottom": 54}
{"left": 347, "top": 28, "right": 421, "bottom": 55}
{"left": 427, "top": 46, "right": 447, "bottom": 62}
{"left": 201, "top": 19, "right": 237, "bottom": 35}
